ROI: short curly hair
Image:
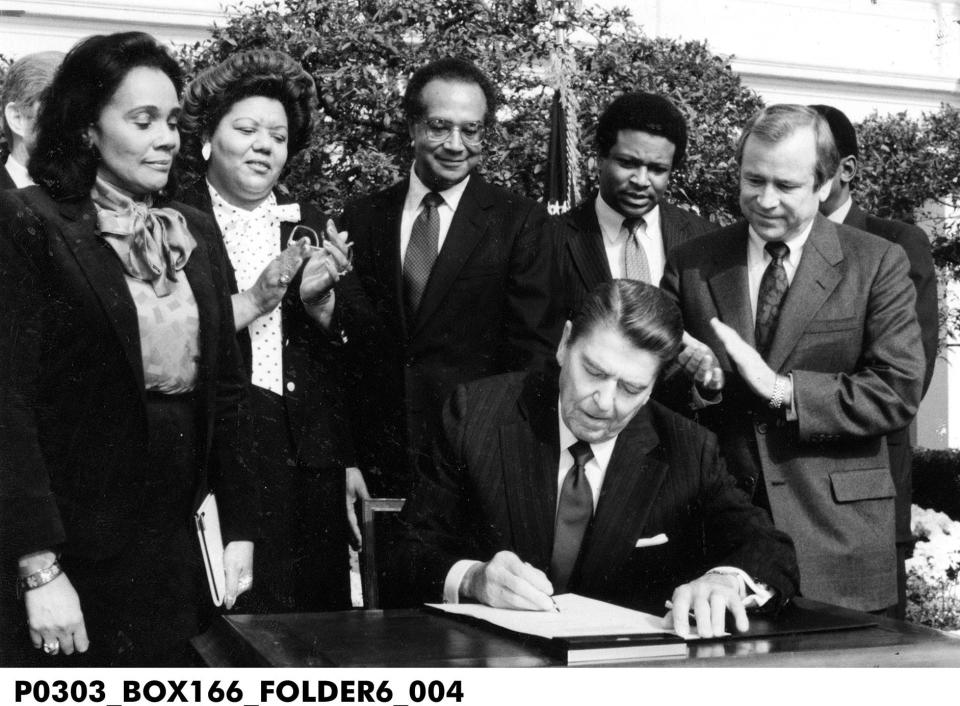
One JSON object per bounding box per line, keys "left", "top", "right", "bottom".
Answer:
{"left": 179, "top": 49, "right": 318, "bottom": 169}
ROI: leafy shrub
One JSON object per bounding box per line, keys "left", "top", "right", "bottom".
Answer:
{"left": 912, "top": 448, "right": 960, "bottom": 521}
{"left": 171, "top": 0, "right": 762, "bottom": 222}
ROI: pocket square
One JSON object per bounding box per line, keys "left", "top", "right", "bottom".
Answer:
{"left": 634, "top": 533, "right": 668, "bottom": 548}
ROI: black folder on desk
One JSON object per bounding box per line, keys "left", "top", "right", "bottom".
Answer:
{"left": 426, "top": 598, "right": 878, "bottom": 664}
{"left": 712, "top": 600, "right": 878, "bottom": 642}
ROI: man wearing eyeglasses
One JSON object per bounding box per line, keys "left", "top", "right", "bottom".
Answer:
{"left": 335, "top": 58, "right": 559, "bottom": 510}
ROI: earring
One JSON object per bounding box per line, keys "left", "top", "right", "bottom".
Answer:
{"left": 201, "top": 142, "right": 212, "bottom": 161}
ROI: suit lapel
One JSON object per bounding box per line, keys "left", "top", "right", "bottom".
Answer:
{"left": 372, "top": 184, "right": 408, "bottom": 337}
{"left": 502, "top": 373, "right": 561, "bottom": 571}
{"left": 577, "top": 407, "right": 669, "bottom": 590}
{"left": 766, "top": 214, "right": 843, "bottom": 370}
{"left": 706, "top": 224, "right": 755, "bottom": 350}
{"left": 564, "top": 200, "right": 612, "bottom": 290}
{"left": 412, "top": 177, "right": 490, "bottom": 336}
{"left": 0, "top": 163, "right": 16, "bottom": 190}
{"left": 58, "top": 199, "right": 146, "bottom": 394}
{"left": 659, "top": 202, "right": 688, "bottom": 255}
{"left": 182, "top": 231, "right": 220, "bottom": 405}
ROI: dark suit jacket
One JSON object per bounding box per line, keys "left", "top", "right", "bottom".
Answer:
{"left": 844, "top": 203, "right": 938, "bottom": 545}
{"left": 661, "top": 214, "right": 925, "bottom": 611}
{"left": 178, "top": 184, "right": 354, "bottom": 471}
{"left": 0, "top": 186, "right": 257, "bottom": 563}
{"left": 336, "top": 175, "right": 560, "bottom": 496}
{"left": 397, "top": 369, "right": 799, "bottom": 613}
{"left": 555, "top": 197, "right": 714, "bottom": 320}
{"left": 0, "top": 159, "right": 17, "bottom": 190}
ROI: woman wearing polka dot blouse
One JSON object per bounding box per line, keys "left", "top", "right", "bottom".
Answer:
{"left": 178, "top": 49, "right": 359, "bottom": 612}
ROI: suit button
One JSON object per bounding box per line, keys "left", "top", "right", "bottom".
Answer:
{"left": 286, "top": 381, "right": 296, "bottom": 392}
{"left": 756, "top": 422, "right": 768, "bottom": 434}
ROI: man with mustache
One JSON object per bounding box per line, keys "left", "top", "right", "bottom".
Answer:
{"left": 555, "top": 92, "right": 713, "bottom": 321}
{"left": 334, "top": 58, "right": 559, "bottom": 504}
{"left": 396, "top": 280, "right": 798, "bottom": 636}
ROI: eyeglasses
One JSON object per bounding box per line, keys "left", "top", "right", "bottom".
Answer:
{"left": 420, "top": 118, "right": 486, "bottom": 146}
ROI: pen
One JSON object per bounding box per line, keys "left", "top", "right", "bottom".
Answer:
{"left": 551, "top": 597, "right": 560, "bottom": 613}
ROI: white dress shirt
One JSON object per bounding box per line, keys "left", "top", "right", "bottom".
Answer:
{"left": 4, "top": 154, "right": 33, "bottom": 188}
{"left": 399, "top": 166, "right": 471, "bottom": 267}
{"left": 595, "top": 195, "right": 666, "bottom": 285}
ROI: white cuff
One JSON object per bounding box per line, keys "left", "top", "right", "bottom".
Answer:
{"left": 443, "top": 559, "right": 481, "bottom": 604}
{"left": 784, "top": 373, "right": 797, "bottom": 421}
{"left": 706, "top": 566, "right": 773, "bottom": 608}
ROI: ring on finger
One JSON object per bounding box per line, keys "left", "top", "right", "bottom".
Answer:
{"left": 237, "top": 575, "right": 253, "bottom": 590}
{"left": 42, "top": 640, "right": 60, "bottom": 655}
{"left": 278, "top": 274, "right": 291, "bottom": 286}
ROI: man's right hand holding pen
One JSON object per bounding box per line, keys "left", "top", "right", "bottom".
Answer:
{"left": 460, "top": 551, "right": 558, "bottom": 611}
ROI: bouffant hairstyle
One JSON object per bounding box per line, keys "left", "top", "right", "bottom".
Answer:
{"left": 596, "top": 92, "right": 687, "bottom": 168}
{"left": 179, "top": 49, "right": 318, "bottom": 168}
{"left": 28, "top": 32, "right": 182, "bottom": 200}
{"left": 403, "top": 58, "right": 498, "bottom": 126}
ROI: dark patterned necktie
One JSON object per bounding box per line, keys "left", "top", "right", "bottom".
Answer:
{"left": 754, "top": 241, "right": 790, "bottom": 358}
{"left": 403, "top": 192, "right": 444, "bottom": 317}
{"left": 550, "top": 440, "right": 595, "bottom": 593}
{"left": 622, "top": 217, "right": 651, "bottom": 283}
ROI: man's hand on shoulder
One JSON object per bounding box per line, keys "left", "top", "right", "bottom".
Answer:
{"left": 668, "top": 572, "right": 749, "bottom": 638}
{"left": 461, "top": 551, "right": 556, "bottom": 611}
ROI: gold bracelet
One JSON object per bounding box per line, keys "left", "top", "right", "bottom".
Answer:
{"left": 16, "top": 561, "right": 63, "bottom": 599}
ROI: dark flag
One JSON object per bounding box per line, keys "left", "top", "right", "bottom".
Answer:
{"left": 545, "top": 90, "right": 574, "bottom": 215}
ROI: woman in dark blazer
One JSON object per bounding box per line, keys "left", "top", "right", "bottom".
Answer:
{"left": 177, "top": 49, "right": 357, "bottom": 612}
{"left": 0, "top": 32, "right": 257, "bottom": 667}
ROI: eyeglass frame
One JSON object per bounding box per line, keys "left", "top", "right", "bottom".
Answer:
{"left": 417, "top": 118, "right": 487, "bottom": 146}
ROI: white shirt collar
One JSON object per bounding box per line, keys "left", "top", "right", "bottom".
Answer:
{"left": 747, "top": 217, "right": 814, "bottom": 267}
{"left": 826, "top": 195, "right": 853, "bottom": 224}
{"left": 557, "top": 404, "right": 619, "bottom": 474}
{"left": 405, "top": 164, "right": 470, "bottom": 213}
{"left": 4, "top": 154, "right": 33, "bottom": 188}
{"left": 595, "top": 194, "right": 661, "bottom": 247}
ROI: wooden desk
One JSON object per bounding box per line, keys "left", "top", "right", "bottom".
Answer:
{"left": 193, "top": 598, "right": 960, "bottom": 667}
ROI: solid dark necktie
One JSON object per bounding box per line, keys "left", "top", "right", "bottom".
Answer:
{"left": 622, "top": 217, "right": 651, "bottom": 283}
{"left": 403, "top": 191, "right": 443, "bottom": 317}
{"left": 550, "top": 440, "right": 595, "bottom": 593}
{"left": 754, "top": 241, "right": 790, "bottom": 359}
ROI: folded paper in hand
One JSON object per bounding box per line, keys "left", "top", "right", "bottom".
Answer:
{"left": 194, "top": 492, "right": 225, "bottom": 606}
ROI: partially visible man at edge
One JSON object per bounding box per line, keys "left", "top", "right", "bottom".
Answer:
{"left": 1, "top": 51, "right": 63, "bottom": 189}
{"left": 811, "top": 103, "right": 939, "bottom": 619}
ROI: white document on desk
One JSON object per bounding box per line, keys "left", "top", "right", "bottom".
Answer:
{"left": 427, "top": 593, "right": 673, "bottom": 639}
